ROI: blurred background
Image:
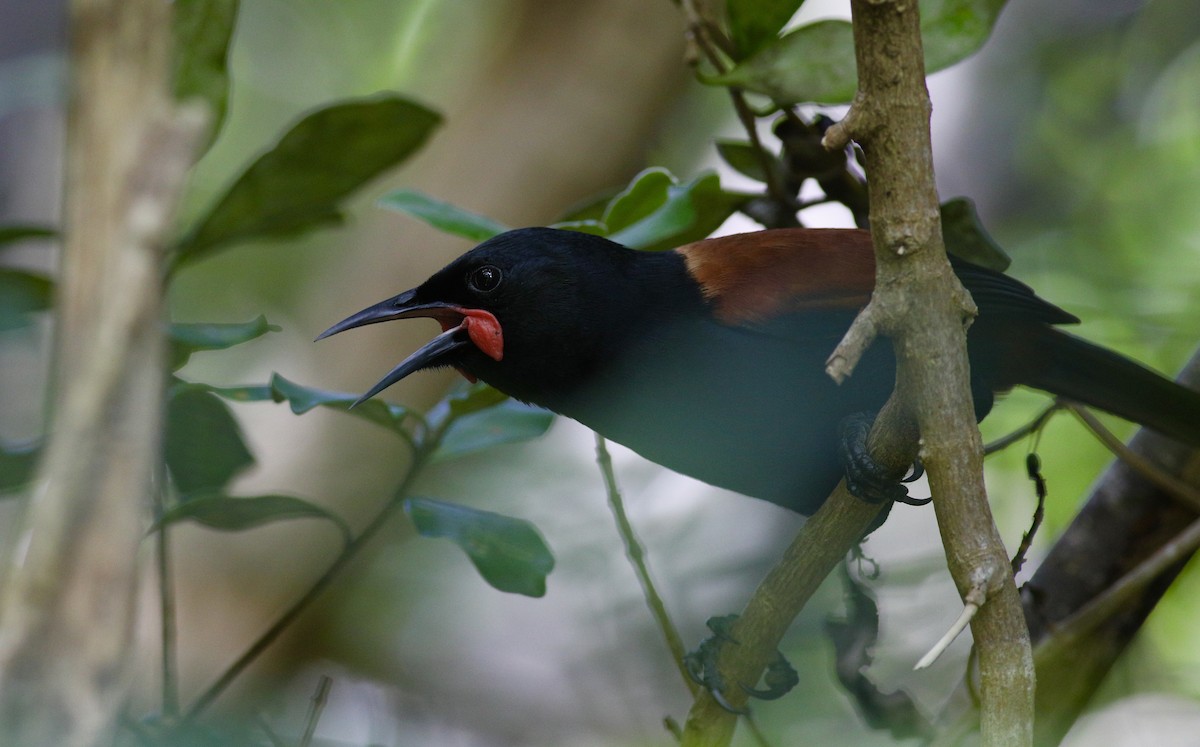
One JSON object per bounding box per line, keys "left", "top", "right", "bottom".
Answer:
{"left": 2, "top": 0, "right": 1200, "bottom": 744}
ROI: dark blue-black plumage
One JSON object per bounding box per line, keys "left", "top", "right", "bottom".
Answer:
{"left": 320, "top": 227, "right": 1200, "bottom": 514}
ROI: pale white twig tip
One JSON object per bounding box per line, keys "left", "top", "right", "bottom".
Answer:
{"left": 914, "top": 602, "right": 979, "bottom": 670}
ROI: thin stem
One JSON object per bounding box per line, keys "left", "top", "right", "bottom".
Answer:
{"left": 154, "top": 479, "right": 179, "bottom": 718}
{"left": 1065, "top": 402, "right": 1200, "bottom": 511}
{"left": 982, "top": 403, "right": 1061, "bottom": 456}
{"left": 1038, "top": 513, "right": 1200, "bottom": 659}
{"left": 298, "top": 675, "right": 333, "bottom": 747}
{"left": 678, "top": 0, "right": 798, "bottom": 219}
{"left": 180, "top": 442, "right": 434, "bottom": 724}
{"left": 593, "top": 434, "right": 697, "bottom": 697}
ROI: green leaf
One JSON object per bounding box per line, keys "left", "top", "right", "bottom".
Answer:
{"left": 711, "top": 0, "right": 1007, "bottom": 104}
{"left": 425, "top": 381, "right": 506, "bottom": 430}
{"left": 267, "top": 372, "right": 414, "bottom": 437}
{"left": 716, "top": 139, "right": 777, "bottom": 183}
{"left": 0, "top": 270, "right": 53, "bottom": 331}
{"left": 176, "top": 381, "right": 274, "bottom": 403}
{"left": 165, "top": 388, "right": 255, "bottom": 493}
{"left": 922, "top": 0, "right": 1007, "bottom": 74}
{"left": 607, "top": 171, "right": 748, "bottom": 252}
{"left": 557, "top": 190, "right": 621, "bottom": 223}
{"left": 378, "top": 189, "right": 508, "bottom": 242}
{"left": 941, "top": 197, "right": 1011, "bottom": 271}
{"left": 0, "top": 225, "right": 55, "bottom": 248}
{"left": 168, "top": 315, "right": 280, "bottom": 369}
{"left": 182, "top": 373, "right": 417, "bottom": 442}
{"left": 709, "top": 20, "right": 858, "bottom": 104}
{"left": 0, "top": 439, "right": 40, "bottom": 494}
{"left": 447, "top": 382, "right": 508, "bottom": 417}
{"left": 602, "top": 168, "right": 677, "bottom": 234}
{"left": 172, "top": 0, "right": 238, "bottom": 152}
{"left": 175, "top": 95, "right": 442, "bottom": 267}
{"left": 727, "top": 0, "right": 806, "bottom": 58}
{"left": 158, "top": 493, "right": 352, "bottom": 546}
{"left": 404, "top": 497, "right": 554, "bottom": 597}
{"left": 547, "top": 219, "right": 607, "bottom": 236}
{"left": 434, "top": 399, "right": 554, "bottom": 461}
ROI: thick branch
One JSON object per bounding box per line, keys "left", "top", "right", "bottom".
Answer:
{"left": 827, "top": 1, "right": 1034, "bottom": 745}
{"left": 1023, "top": 351, "right": 1200, "bottom": 746}
{"left": 0, "top": 2, "right": 204, "bottom": 744}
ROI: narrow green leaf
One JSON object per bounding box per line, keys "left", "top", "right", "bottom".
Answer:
{"left": 165, "top": 388, "right": 255, "bottom": 493}
{"left": 0, "top": 439, "right": 40, "bottom": 494}
{"left": 158, "top": 493, "right": 352, "bottom": 546}
{"left": 172, "top": 0, "right": 238, "bottom": 152}
{"left": 941, "top": 197, "right": 1011, "bottom": 271}
{"left": 378, "top": 189, "right": 508, "bottom": 242}
{"left": 267, "top": 372, "right": 413, "bottom": 436}
{"left": 168, "top": 315, "right": 279, "bottom": 369}
{"left": 434, "top": 399, "right": 554, "bottom": 461}
{"left": 0, "top": 270, "right": 53, "bottom": 331}
{"left": 0, "top": 225, "right": 56, "bottom": 248}
{"left": 711, "top": 0, "right": 1008, "bottom": 104}
{"left": 175, "top": 95, "right": 442, "bottom": 267}
{"left": 404, "top": 497, "right": 554, "bottom": 597}
{"left": 727, "top": 0, "right": 806, "bottom": 58}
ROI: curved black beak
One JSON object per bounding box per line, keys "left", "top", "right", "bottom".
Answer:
{"left": 316, "top": 289, "right": 451, "bottom": 341}
{"left": 350, "top": 326, "right": 470, "bottom": 406}
{"left": 317, "top": 289, "right": 472, "bottom": 407}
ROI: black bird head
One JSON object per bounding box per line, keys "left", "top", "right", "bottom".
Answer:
{"left": 317, "top": 227, "right": 700, "bottom": 407}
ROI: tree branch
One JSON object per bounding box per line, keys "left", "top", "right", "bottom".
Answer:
{"left": 0, "top": 2, "right": 207, "bottom": 744}
{"left": 826, "top": 1, "right": 1034, "bottom": 744}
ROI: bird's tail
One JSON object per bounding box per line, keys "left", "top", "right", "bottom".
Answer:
{"left": 1017, "top": 326, "right": 1200, "bottom": 447}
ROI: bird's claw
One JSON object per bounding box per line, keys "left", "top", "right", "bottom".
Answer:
{"left": 740, "top": 650, "right": 799, "bottom": 700}
{"left": 838, "top": 413, "right": 930, "bottom": 506}
{"left": 684, "top": 614, "right": 799, "bottom": 714}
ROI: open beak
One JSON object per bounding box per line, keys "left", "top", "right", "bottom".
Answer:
{"left": 317, "top": 289, "right": 503, "bottom": 407}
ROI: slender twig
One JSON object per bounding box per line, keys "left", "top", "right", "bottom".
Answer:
{"left": 180, "top": 439, "right": 435, "bottom": 723}
{"left": 154, "top": 478, "right": 179, "bottom": 718}
{"left": 915, "top": 583, "right": 985, "bottom": 670}
{"left": 1038, "top": 513, "right": 1200, "bottom": 659}
{"left": 982, "top": 403, "right": 1061, "bottom": 456}
{"left": 1009, "top": 454, "right": 1047, "bottom": 577}
{"left": 678, "top": 0, "right": 798, "bottom": 218}
{"left": 594, "top": 434, "right": 697, "bottom": 697}
{"left": 1065, "top": 402, "right": 1200, "bottom": 511}
{"left": 298, "top": 675, "right": 333, "bottom": 747}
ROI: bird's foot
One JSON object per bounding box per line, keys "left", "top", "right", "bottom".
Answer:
{"left": 684, "top": 614, "right": 800, "bottom": 713}
{"left": 838, "top": 413, "right": 930, "bottom": 506}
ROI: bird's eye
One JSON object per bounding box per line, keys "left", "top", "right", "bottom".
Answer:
{"left": 468, "top": 265, "right": 502, "bottom": 293}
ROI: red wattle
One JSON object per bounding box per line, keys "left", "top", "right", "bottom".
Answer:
{"left": 460, "top": 308, "right": 504, "bottom": 362}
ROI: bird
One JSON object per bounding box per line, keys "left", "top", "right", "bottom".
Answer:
{"left": 318, "top": 227, "right": 1200, "bottom": 515}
